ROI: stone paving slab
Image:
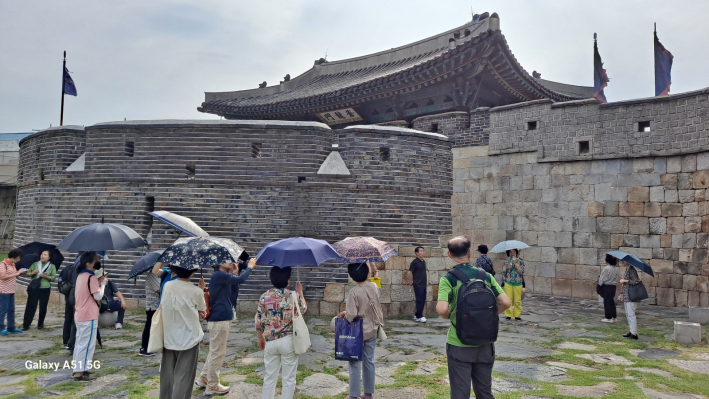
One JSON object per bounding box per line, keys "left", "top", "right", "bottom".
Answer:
{"left": 34, "top": 369, "right": 74, "bottom": 388}
{"left": 575, "top": 353, "right": 634, "bottom": 365}
{"left": 668, "top": 360, "right": 709, "bottom": 374}
{"left": 629, "top": 348, "right": 680, "bottom": 359}
{"left": 372, "top": 387, "right": 426, "bottom": 399}
{"left": 493, "top": 361, "right": 567, "bottom": 383}
{"left": 636, "top": 382, "right": 703, "bottom": 399}
{"left": 556, "top": 342, "right": 596, "bottom": 351}
{"left": 558, "top": 329, "right": 606, "bottom": 338}
{"left": 627, "top": 368, "right": 677, "bottom": 380}
{"left": 0, "top": 375, "right": 27, "bottom": 386}
{"left": 545, "top": 361, "right": 597, "bottom": 372}
{"left": 297, "top": 373, "right": 348, "bottom": 398}
{"left": 0, "top": 386, "right": 25, "bottom": 396}
{"left": 555, "top": 382, "right": 616, "bottom": 398}
{"left": 76, "top": 372, "right": 127, "bottom": 397}
{"left": 496, "top": 343, "right": 561, "bottom": 359}
{"left": 0, "top": 339, "right": 54, "bottom": 356}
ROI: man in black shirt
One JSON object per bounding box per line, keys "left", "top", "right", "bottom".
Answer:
{"left": 98, "top": 270, "right": 126, "bottom": 329}
{"left": 407, "top": 247, "right": 427, "bottom": 323}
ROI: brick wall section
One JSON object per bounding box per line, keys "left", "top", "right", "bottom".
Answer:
{"left": 0, "top": 186, "right": 16, "bottom": 252}
{"left": 14, "top": 121, "right": 452, "bottom": 306}
{"left": 412, "top": 108, "right": 490, "bottom": 148}
{"left": 488, "top": 89, "right": 709, "bottom": 160}
{"left": 452, "top": 145, "right": 709, "bottom": 308}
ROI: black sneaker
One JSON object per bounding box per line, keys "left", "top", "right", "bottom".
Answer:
{"left": 630, "top": 334, "right": 639, "bottom": 340}
{"left": 38, "top": 325, "right": 44, "bottom": 330}
{"left": 622, "top": 332, "right": 632, "bottom": 338}
{"left": 139, "top": 348, "right": 155, "bottom": 357}
{"left": 505, "top": 317, "right": 511, "bottom": 320}
{"left": 515, "top": 317, "right": 522, "bottom": 321}
{"left": 73, "top": 373, "right": 97, "bottom": 382}
{"left": 21, "top": 326, "right": 30, "bottom": 331}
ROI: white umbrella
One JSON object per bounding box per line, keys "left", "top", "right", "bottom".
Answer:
{"left": 149, "top": 211, "right": 209, "bottom": 237}
{"left": 490, "top": 240, "right": 530, "bottom": 253}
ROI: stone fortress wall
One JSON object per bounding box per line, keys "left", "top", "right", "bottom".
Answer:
{"left": 434, "top": 88, "right": 709, "bottom": 308}
{"left": 14, "top": 121, "right": 452, "bottom": 313}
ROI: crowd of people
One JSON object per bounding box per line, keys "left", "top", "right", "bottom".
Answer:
{"left": 0, "top": 237, "right": 649, "bottom": 398}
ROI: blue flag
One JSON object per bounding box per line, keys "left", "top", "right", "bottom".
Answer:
{"left": 63, "top": 66, "right": 77, "bottom": 96}
{"left": 654, "top": 31, "right": 673, "bottom": 96}
{"left": 593, "top": 38, "right": 609, "bottom": 103}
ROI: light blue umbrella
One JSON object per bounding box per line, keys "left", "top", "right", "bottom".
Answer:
{"left": 490, "top": 240, "right": 530, "bottom": 254}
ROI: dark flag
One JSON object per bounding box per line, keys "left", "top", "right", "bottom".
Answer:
{"left": 654, "top": 30, "right": 673, "bottom": 96}
{"left": 593, "top": 34, "right": 609, "bottom": 103}
{"left": 63, "top": 66, "right": 77, "bottom": 96}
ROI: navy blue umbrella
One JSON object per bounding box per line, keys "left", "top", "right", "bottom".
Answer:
{"left": 127, "top": 250, "right": 164, "bottom": 280}
{"left": 607, "top": 250, "right": 654, "bottom": 277}
{"left": 256, "top": 237, "right": 340, "bottom": 268}
{"left": 57, "top": 222, "right": 147, "bottom": 252}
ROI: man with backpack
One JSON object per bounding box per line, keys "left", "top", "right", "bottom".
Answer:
{"left": 59, "top": 256, "right": 80, "bottom": 348}
{"left": 436, "top": 236, "right": 511, "bottom": 399}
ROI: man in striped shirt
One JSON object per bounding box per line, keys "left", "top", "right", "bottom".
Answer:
{"left": 0, "top": 249, "right": 27, "bottom": 335}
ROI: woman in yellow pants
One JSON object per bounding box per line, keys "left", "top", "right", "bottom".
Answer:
{"left": 501, "top": 249, "right": 525, "bottom": 320}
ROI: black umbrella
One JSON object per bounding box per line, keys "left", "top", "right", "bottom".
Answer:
{"left": 57, "top": 222, "right": 147, "bottom": 252}
{"left": 15, "top": 242, "right": 65, "bottom": 271}
{"left": 127, "top": 250, "right": 164, "bottom": 280}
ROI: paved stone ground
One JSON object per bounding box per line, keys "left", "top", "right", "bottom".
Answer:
{"left": 0, "top": 295, "right": 708, "bottom": 398}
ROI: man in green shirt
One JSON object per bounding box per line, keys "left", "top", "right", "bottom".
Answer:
{"left": 436, "top": 236, "right": 510, "bottom": 399}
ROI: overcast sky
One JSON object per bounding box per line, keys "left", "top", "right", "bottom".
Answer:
{"left": 1, "top": 0, "right": 707, "bottom": 133}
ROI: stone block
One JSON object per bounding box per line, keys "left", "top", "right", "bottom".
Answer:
{"left": 610, "top": 186, "right": 628, "bottom": 201}
{"left": 686, "top": 217, "right": 702, "bottom": 233}
{"left": 674, "top": 321, "right": 702, "bottom": 344}
{"left": 695, "top": 189, "right": 706, "bottom": 201}
{"left": 391, "top": 270, "right": 403, "bottom": 285}
{"left": 555, "top": 264, "right": 576, "bottom": 279}
{"left": 557, "top": 248, "right": 579, "bottom": 264}
{"left": 683, "top": 202, "right": 703, "bottom": 217}
{"left": 676, "top": 289, "right": 689, "bottom": 307}
{"left": 661, "top": 234, "right": 672, "bottom": 247}
{"left": 662, "top": 203, "right": 683, "bottom": 216}
{"left": 576, "top": 265, "right": 600, "bottom": 280}
{"left": 579, "top": 248, "right": 599, "bottom": 265}
{"left": 534, "top": 277, "right": 551, "bottom": 295}
{"left": 644, "top": 202, "right": 662, "bottom": 217}
{"left": 655, "top": 158, "right": 668, "bottom": 173}
{"left": 698, "top": 153, "right": 709, "bottom": 170}
{"left": 682, "top": 155, "right": 698, "bottom": 172}
{"left": 679, "top": 190, "right": 696, "bottom": 203}
{"left": 661, "top": 174, "right": 679, "bottom": 189}
{"left": 689, "top": 291, "right": 701, "bottom": 307}
{"left": 623, "top": 234, "right": 640, "bottom": 247}
{"left": 535, "top": 263, "right": 556, "bottom": 278}
{"left": 628, "top": 217, "right": 650, "bottom": 234}
{"left": 679, "top": 173, "right": 693, "bottom": 190}
{"left": 656, "top": 287, "right": 675, "bottom": 307}
{"left": 378, "top": 285, "right": 391, "bottom": 304}
{"left": 391, "top": 285, "right": 414, "bottom": 302}
{"left": 671, "top": 274, "right": 685, "bottom": 289}
{"left": 323, "top": 284, "right": 345, "bottom": 302}
{"left": 628, "top": 187, "right": 650, "bottom": 202}
{"left": 385, "top": 256, "right": 406, "bottom": 271}
{"left": 319, "top": 301, "right": 340, "bottom": 316}
{"left": 689, "top": 307, "right": 709, "bottom": 324}
{"left": 552, "top": 279, "right": 573, "bottom": 297}
{"left": 587, "top": 202, "right": 604, "bottom": 217}
{"left": 619, "top": 246, "right": 652, "bottom": 259}
{"left": 639, "top": 235, "right": 660, "bottom": 248}
{"left": 604, "top": 201, "right": 619, "bottom": 217}
{"left": 573, "top": 232, "right": 593, "bottom": 248}
{"left": 572, "top": 279, "right": 597, "bottom": 300}
{"left": 650, "top": 259, "right": 674, "bottom": 274}
{"left": 667, "top": 217, "right": 685, "bottom": 234}
{"left": 597, "top": 217, "right": 628, "bottom": 233}
{"left": 649, "top": 218, "right": 667, "bottom": 235}
{"left": 667, "top": 157, "right": 682, "bottom": 173}
{"left": 649, "top": 186, "right": 665, "bottom": 202}
{"left": 665, "top": 189, "right": 680, "bottom": 202}
{"left": 619, "top": 202, "right": 645, "bottom": 217}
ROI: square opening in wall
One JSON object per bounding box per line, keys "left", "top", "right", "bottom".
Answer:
{"left": 251, "top": 143, "right": 262, "bottom": 158}
{"left": 431, "top": 123, "right": 439, "bottom": 133}
{"left": 125, "top": 141, "right": 135, "bottom": 157}
{"left": 526, "top": 121, "right": 538, "bottom": 130}
{"left": 579, "top": 140, "right": 590, "bottom": 154}
{"left": 186, "top": 162, "right": 195, "bottom": 180}
{"left": 146, "top": 196, "right": 155, "bottom": 213}
{"left": 298, "top": 176, "right": 306, "bottom": 183}
{"left": 379, "top": 147, "right": 390, "bottom": 162}
{"left": 638, "top": 121, "right": 651, "bottom": 132}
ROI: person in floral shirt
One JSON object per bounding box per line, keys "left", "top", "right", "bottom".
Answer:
{"left": 255, "top": 267, "right": 306, "bottom": 399}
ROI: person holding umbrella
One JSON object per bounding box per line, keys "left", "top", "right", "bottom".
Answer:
{"left": 22, "top": 249, "right": 57, "bottom": 330}
{"left": 72, "top": 251, "right": 106, "bottom": 382}
{"left": 619, "top": 262, "right": 642, "bottom": 340}
{"left": 195, "top": 258, "right": 256, "bottom": 396}
{"left": 501, "top": 249, "right": 525, "bottom": 321}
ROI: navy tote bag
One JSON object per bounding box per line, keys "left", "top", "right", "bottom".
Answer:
{"left": 335, "top": 318, "right": 363, "bottom": 362}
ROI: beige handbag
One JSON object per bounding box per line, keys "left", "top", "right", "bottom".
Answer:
{"left": 147, "top": 307, "right": 164, "bottom": 353}
{"left": 291, "top": 292, "right": 311, "bottom": 354}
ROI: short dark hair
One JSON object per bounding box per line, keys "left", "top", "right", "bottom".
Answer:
{"left": 8, "top": 248, "right": 22, "bottom": 259}
{"left": 39, "top": 249, "right": 51, "bottom": 258}
{"left": 447, "top": 236, "right": 471, "bottom": 258}
{"left": 605, "top": 254, "right": 618, "bottom": 265}
{"left": 348, "top": 262, "right": 369, "bottom": 283}
{"left": 269, "top": 266, "right": 291, "bottom": 289}
{"left": 77, "top": 251, "right": 97, "bottom": 272}
{"left": 415, "top": 247, "right": 424, "bottom": 254}
{"left": 171, "top": 266, "right": 195, "bottom": 279}
{"left": 505, "top": 249, "right": 520, "bottom": 257}
{"left": 477, "top": 245, "right": 488, "bottom": 254}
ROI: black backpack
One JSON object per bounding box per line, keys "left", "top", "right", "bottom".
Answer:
{"left": 450, "top": 268, "right": 499, "bottom": 346}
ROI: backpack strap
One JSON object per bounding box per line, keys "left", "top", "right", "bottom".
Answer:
{"left": 449, "top": 268, "right": 469, "bottom": 284}
{"left": 475, "top": 267, "right": 488, "bottom": 283}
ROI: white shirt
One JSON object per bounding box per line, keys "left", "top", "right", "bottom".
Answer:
{"left": 160, "top": 279, "right": 206, "bottom": 351}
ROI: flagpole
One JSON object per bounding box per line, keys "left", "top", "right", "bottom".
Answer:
{"left": 60, "top": 51, "right": 66, "bottom": 126}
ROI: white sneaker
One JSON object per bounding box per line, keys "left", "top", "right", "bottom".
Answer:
{"left": 415, "top": 317, "right": 427, "bottom": 323}
{"left": 601, "top": 319, "right": 612, "bottom": 323}
{"left": 195, "top": 377, "right": 208, "bottom": 388}
{"left": 115, "top": 323, "right": 122, "bottom": 329}
{"left": 205, "top": 384, "right": 230, "bottom": 396}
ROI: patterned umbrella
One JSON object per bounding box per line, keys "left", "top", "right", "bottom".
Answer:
{"left": 149, "top": 211, "right": 209, "bottom": 237}
{"left": 490, "top": 240, "right": 530, "bottom": 254}
{"left": 157, "top": 237, "right": 244, "bottom": 270}
{"left": 332, "top": 237, "right": 398, "bottom": 263}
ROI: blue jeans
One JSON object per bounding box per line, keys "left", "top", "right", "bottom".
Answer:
{"left": 414, "top": 286, "right": 426, "bottom": 319}
{"left": 349, "top": 337, "right": 377, "bottom": 397}
{"left": 0, "top": 293, "right": 16, "bottom": 331}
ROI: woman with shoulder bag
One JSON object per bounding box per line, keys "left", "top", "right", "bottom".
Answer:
{"left": 22, "top": 250, "right": 57, "bottom": 330}
{"left": 72, "top": 251, "right": 106, "bottom": 382}
{"left": 337, "top": 262, "right": 385, "bottom": 399}
{"left": 618, "top": 262, "right": 642, "bottom": 340}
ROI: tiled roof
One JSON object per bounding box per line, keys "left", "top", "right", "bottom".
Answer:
{"left": 200, "top": 17, "right": 590, "bottom": 119}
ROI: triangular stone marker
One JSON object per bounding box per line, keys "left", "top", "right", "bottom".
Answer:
{"left": 65, "top": 153, "right": 85, "bottom": 172}
{"left": 317, "top": 151, "right": 351, "bottom": 176}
